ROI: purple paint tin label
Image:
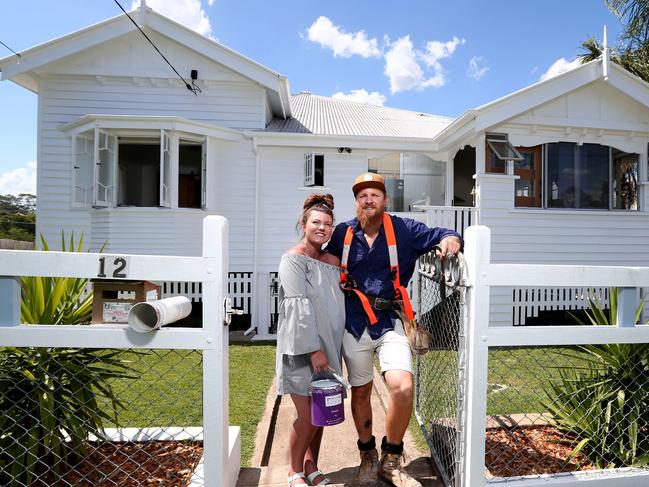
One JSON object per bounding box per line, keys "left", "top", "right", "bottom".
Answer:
{"left": 309, "top": 379, "right": 345, "bottom": 427}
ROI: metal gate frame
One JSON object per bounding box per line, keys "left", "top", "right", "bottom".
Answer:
{"left": 415, "top": 251, "right": 468, "bottom": 487}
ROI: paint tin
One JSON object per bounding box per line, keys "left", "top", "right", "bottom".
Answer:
{"left": 309, "top": 378, "right": 345, "bottom": 427}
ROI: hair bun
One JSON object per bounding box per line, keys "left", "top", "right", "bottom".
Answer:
{"left": 303, "top": 193, "right": 335, "bottom": 211}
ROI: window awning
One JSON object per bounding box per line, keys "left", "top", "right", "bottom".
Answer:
{"left": 59, "top": 115, "right": 243, "bottom": 142}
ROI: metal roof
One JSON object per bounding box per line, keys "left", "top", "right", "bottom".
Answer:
{"left": 265, "top": 93, "right": 453, "bottom": 138}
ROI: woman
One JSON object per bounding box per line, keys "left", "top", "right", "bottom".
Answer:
{"left": 276, "top": 194, "right": 345, "bottom": 487}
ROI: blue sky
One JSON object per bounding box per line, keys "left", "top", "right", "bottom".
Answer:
{"left": 0, "top": 0, "right": 623, "bottom": 195}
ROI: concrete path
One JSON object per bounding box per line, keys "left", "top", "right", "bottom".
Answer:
{"left": 237, "top": 367, "right": 441, "bottom": 487}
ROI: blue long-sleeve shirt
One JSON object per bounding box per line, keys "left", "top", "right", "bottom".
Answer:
{"left": 326, "top": 214, "right": 461, "bottom": 340}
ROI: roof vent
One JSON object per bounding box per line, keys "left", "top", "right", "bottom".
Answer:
{"left": 297, "top": 90, "right": 311, "bottom": 95}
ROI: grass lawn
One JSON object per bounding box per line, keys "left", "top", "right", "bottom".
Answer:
{"left": 100, "top": 342, "right": 276, "bottom": 467}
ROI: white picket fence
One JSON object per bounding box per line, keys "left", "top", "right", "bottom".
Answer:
{"left": 512, "top": 286, "right": 611, "bottom": 325}
{"left": 462, "top": 225, "right": 649, "bottom": 487}
{"left": 0, "top": 216, "right": 238, "bottom": 487}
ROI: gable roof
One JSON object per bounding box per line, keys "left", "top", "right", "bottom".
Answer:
{"left": 434, "top": 57, "right": 649, "bottom": 149}
{"left": 0, "top": 5, "right": 291, "bottom": 118}
{"left": 265, "top": 93, "right": 453, "bottom": 138}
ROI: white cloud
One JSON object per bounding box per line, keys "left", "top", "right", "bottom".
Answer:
{"left": 332, "top": 89, "right": 386, "bottom": 106}
{"left": 306, "top": 16, "right": 381, "bottom": 58}
{"left": 539, "top": 57, "right": 581, "bottom": 81}
{"left": 131, "top": 0, "right": 213, "bottom": 37}
{"left": 467, "top": 56, "right": 488, "bottom": 80}
{"left": 0, "top": 162, "right": 36, "bottom": 196}
{"left": 207, "top": 0, "right": 215, "bottom": 5}
{"left": 383, "top": 35, "right": 464, "bottom": 93}
{"left": 421, "top": 37, "right": 465, "bottom": 67}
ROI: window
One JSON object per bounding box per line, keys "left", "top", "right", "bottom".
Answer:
{"left": 303, "top": 153, "right": 324, "bottom": 186}
{"left": 545, "top": 143, "right": 640, "bottom": 210}
{"left": 486, "top": 133, "right": 524, "bottom": 174}
{"left": 485, "top": 139, "right": 639, "bottom": 211}
{"left": 73, "top": 128, "right": 206, "bottom": 209}
{"left": 546, "top": 143, "right": 610, "bottom": 209}
{"left": 612, "top": 149, "right": 638, "bottom": 210}
{"left": 368, "top": 152, "right": 445, "bottom": 212}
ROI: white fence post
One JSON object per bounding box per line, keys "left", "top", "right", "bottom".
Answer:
{"left": 617, "top": 287, "right": 637, "bottom": 328}
{"left": 0, "top": 277, "right": 20, "bottom": 326}
{"left": 255, "top": 272, "right": 272, "bottom": 339}
{"left": 201, "top": 216, "right": 231, "bottom": 486}
{"left": 462, "top": 225, "right": 491, "bottom": 487}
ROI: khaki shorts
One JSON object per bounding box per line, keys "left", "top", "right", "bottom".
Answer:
{"left": 342, "top": 319, "right": 413, "bottom": 387}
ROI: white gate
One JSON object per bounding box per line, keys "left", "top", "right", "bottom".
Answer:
{"left": 416, "top": 225, "right": 649, "bottom": 487}
{"left": 0, "top": 216, "right": 237, "bottom": 486}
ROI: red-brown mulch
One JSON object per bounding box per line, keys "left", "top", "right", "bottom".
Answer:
{"left": 485, "top": 425, "right": 596, "bottom": 477}
{"left": 30, "top": 441, "right": 203, "bottom": 487}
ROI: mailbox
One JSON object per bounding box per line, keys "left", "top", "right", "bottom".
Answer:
{"left": 91, "top": 279, "right": 160, "bottom": 324}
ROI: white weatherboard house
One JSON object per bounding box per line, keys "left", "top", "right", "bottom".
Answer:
{"left": 2, "top": 4, "right": 649, "bottom": 334}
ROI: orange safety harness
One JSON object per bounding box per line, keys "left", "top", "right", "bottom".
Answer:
{"left": 339, "top": 213, "right": 415, "bottom": 326}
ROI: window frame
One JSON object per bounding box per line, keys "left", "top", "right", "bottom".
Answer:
{"left": 541, "top": 141, "right": 639, "bottom": 212}
{"left": 71, "top": 127, "right": 207, "bottom": 210}
{"left": 303, "top": 152, "right": 325, "bottom": 187}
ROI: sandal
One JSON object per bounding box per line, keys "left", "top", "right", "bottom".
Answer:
{"left": 288, "top": 471, "right": 307, "bottom": 486}
{"left": 306, "top": 470, "right": 331, "bottom": 485}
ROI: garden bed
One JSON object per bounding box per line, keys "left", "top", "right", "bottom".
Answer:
{"left": 485, "top": 425, "right": 595, "bottom": 478}
{"left": 33, "top": 440, "right": 203, "bottom": 487}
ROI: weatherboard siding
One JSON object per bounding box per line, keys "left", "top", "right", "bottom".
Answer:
{"left": 476, "top": 174, "right": 649, "bottom": 326}
{"left": 35, "top": 71, "right": 262, "bottom": 267}
{"left": 255, "top": 146, "right": 365, "bottom": 273}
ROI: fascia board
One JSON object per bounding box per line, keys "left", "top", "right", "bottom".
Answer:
{"left": 474, "top": 61, "right": 600, "bottom": 132}
{"left": 145, "top": 13, "right": 285, "bottom": 94}
{"left": 0, "top": 16, "right": 134, "bottom": 81}
{"left": 432, "top": 113, "right": 476, "bottom": 150}
{"left": 607, "top": 63, "right": 649, "bottom": 108}
{"left": 247, "top": 132, "right": 435, "bottom": 151}
{"left": 60, "top": 115, "right": 243, "bottom": 141}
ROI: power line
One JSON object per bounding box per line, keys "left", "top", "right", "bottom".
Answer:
{"left": 0, "top": 40, "right": 22, "bottom": 58}
{"left": 113, "top": 0, "right": 198, "bottom": 95}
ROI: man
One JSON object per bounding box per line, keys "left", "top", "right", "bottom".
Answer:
{"left": 326, "top": 173, "right": 462, "bottom": 487}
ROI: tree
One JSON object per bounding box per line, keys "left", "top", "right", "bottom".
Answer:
{"left": 578, "top": 1, "right": 649, "bottom": 82}
{"left": 0, "top": 193, "right": 36, "bottom": 242}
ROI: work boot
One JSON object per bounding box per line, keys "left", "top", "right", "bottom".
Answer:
{"left": 356, "top": 436, "right": 379, "bottom": 484}
{"left": 379, "top": 437, "right": 421, "bottom": 487}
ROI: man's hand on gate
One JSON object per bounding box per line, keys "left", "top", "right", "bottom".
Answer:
{"left": 436, "top": 236, "right": 462, "bottom": 259}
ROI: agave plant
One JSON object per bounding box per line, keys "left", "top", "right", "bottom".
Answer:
{"left": 543, "top": 288, "right": 649, "bottom": 468}
{"left": 0, "top": 232, "right": 139, "bottom": 486}
{"left": 20, "top": 232, "right": 98, "bottom": 325}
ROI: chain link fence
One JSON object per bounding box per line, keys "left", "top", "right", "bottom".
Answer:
{"left": 417, "top": 271, "right": 649, "bottom": 485}
{"left": 0, "top": 347, "right": 205, "bottom": 487}
{"left": 415, "top": 251, "right": 467, "bottom": 487}
{"left": 486, "top": 341, "right": 649, "bottom": 481}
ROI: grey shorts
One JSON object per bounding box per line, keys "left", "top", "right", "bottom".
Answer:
{"left": 342, "top": 319, "right": 413, "bottom": 387}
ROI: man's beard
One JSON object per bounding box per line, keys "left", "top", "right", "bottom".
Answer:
{"left": 356, "top": 205, "right": 384, "bottom": 228}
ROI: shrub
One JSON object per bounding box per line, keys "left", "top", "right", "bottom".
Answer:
{"left": 543, "top": 288, "right": 649, "bottom": 468}
{"left": 0, "top": 233, "right": 139, "bottom": 486}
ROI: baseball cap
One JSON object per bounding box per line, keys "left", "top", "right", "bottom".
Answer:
{"left": 352, "top": 172, "right": 386, "bottom": 196}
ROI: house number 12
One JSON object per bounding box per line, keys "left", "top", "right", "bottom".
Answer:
{"left": 97, "top": 256, "right": 129, "bottom": 279}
